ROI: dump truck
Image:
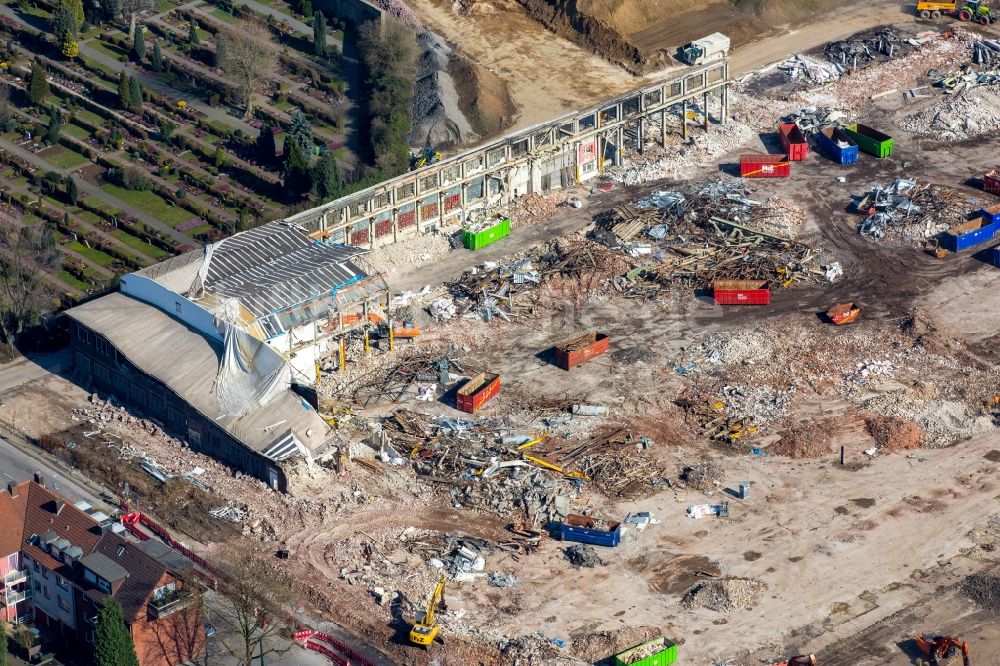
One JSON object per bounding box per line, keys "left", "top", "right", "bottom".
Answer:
{"left": 917, "top": 0, "right": 991, "bottom": 22}
{"left": 678, "top": 33, "right": 730, "bottom": 65}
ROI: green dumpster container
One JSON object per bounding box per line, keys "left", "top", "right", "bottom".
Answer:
{"left": 843, "top": 123, "right": 893, "bottom": 158}
{"left": 462, "top": 216, "right": 510, "bottom": 250}
{"left": 614, "top": 636, "right": 677, "bottom": 666}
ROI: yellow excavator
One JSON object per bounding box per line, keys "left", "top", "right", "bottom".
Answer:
{"left": 409, "top": 575, "right": 447, "bottom": 647}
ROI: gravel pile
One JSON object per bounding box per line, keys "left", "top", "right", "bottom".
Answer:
{"left": 718, "top": 385, "right": 796, "bottom": 426}
{"left": 564, "top": 544, "right": 603, "bottom": 568}
{"left": 411, "top": 32, "right": 478, "bottom": 148}
{"left": 962, "top": 573, "right": 1000, "bottom": 612}
{"left": 681, "top": 578, "right": 765, "bottom": 612}
{"left": 898, "top": 86, "right": 1000, "bottom": 140}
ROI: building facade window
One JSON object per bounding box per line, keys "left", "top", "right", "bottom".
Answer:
{"left": 97, "top": 578, "right": 111, "bottom": 593}
{"left": 56, "top": 576, "right": 68, "bottom": 590}
{"left": 43, "top": 585, "right": 49, "bottom": 599}
{"left": 58, "top": 595, "right": 70, "bottom": 611}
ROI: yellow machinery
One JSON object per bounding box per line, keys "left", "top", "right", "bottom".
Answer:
{"left": 409, "top": 575, "right": 446, "bottom": 647}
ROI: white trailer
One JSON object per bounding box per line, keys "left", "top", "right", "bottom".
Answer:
{"left": 679, "top": 33, "right": 731, "bottom": 66}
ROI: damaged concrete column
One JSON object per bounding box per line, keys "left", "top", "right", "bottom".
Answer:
{"left": 660, "top": 109, "right": 667, "bottom": 148}
{"left": 638, "top": 117, "right": 645, "bottom": 155}
{"left": 703, "top": 92, "right": 709, "bottom": 130}
{"left": 682, "top": 99, "right": 688, "bottom": 141}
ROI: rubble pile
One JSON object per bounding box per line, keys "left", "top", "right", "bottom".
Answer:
{"left": 824, "top": 27, "right": 916, "bottom": 69}
{"left": 899, "top": 85, "right": 1000, "bottom": 140}
{"left": 796, "top": 31, "right": 974, "bottom": 112}
{"left": 853, "top": 179, "right": 979, "bottom": 246}
{"left": 356, "top": 232, "right": 453, "bottom": 274}
{"left": 768, "top": 420, "right": 836, "bottom": 458}
{"left": 507, "top": 190, "right": 576, "bottom": 230}
{"left": 591, "top": 181, "right": 830, "bottom": 293}
{"left": 681, "top": 578, "right": 765, "bottom": 612}
{"left": 681, "top": 460, "right": 725, "bottom": 490}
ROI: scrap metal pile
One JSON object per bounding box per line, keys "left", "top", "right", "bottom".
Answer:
{"left": 594, "top": 180, "right": 829, "bottom": 292}
{"left": 381, "top": 409, "right": 664, "bottom": 514}
{"left": 778, "top": 28, "right": 927, "bottom": 83}
{"left": 437, "top": 241, "right": 633, "bottom": 319}
{"left": 854, "top": 179, "right": 976, "bottom": 245}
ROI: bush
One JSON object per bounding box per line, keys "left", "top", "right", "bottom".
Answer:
{"left": 110, "top": 165, "right": 153, "bottom": 191}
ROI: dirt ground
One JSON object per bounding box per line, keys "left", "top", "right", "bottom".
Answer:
{"left": 5, "top": 14, "right": 1000, "bottom": 666}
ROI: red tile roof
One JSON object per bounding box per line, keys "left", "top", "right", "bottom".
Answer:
{"left": 20, "top": 482, "right": 103, "bottom": 575}
{"left": 0, "top": 482, "right": 29, "bottom": 557}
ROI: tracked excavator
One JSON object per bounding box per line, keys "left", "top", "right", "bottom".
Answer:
{"left": 409, "top": 575, "right": 447, "bottom": 647}
{"left": 916, "top": 635, "right": 971, "bottom": 666}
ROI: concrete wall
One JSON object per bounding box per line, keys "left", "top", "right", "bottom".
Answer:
{"left": 120, "top": 275, "right": 220, "bottom": 343}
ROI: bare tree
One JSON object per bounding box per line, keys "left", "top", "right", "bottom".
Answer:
{"left": 120, "top": 0, "right": 153, "bottom": 40}
{"left": 217, "top": 20, "right": 278, "bottom": 120}
{"left": 209, "top": 541, "right": 293, "bottom": 665}
{"left": 0, "top": 213, "right": 58, "bottom": 355}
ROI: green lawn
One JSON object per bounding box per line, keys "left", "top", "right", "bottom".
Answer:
{"left": 211, "top": 7, "right": 237, "bottom": 22}
{"left": 77, "top": 210, "right": 105, "bottom": 226}
{"left": 81, "top": 196, "right": 122, "bottom": 218}
{"left": 100, "top": 184, "right": 196, "bottom": 226}
{"left": 272, "top": 99, "right": 294, "bottom": 111}
{"left": 206, "top": 118, "right": 238, "bottom": 134}
{"left": 62, "top": 123, "right": 92, "bottom": 140}
{"left": 74, "top": 109, "right": 106, "bottom": 128}
{"left": 112, "top": 229, "right": 168, "bottom": 260}
{"left": 58, "top": 270, "right": 91, "bottom": 292}
{"left": 187, "top": 223, "right": 212, "bottom": 236}
{"left": 65, "top": 240, "right": 115, "bottom": 267}
{"left": 86, "top": 40, "right": 128, "bottom": 60}
{"left": 42, "top": 146, "right": 90, "bottom": 169}
{"left": 154, "top": 0, "right": 174, "bottom": 11}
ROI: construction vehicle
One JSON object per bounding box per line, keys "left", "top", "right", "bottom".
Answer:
{"left": 678, "top": 33, "right": 730, "bottom": 65}
{"left": 409, "top": 147, "right": 442, "bottom": 170}
{"left": 770, "top": 656, "right": 816, "bottom": 666}
{"left": 917, "top": 0, "right": 991, "bottom": 22}
{"left": 915, "top": 635, "right": 971, "bottom": 666}
{"left": 409, "top": 575, "right": 447, "bottom": 647}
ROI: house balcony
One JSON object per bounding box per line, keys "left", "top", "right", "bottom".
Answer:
{"left": 3, "top": 588, "right": 33, "bottom": 605}
{"left": 147, "top": 589, "right": 194, "bottom": 619}
{"left": 3, "top": 569, "right": 30, "bottom": 586}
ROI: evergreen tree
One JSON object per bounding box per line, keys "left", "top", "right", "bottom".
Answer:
{"left": 0, "top": 620, "right": 7, "bottom": 666}
{"left": 62, "top": 0, "right": 84, "bottom": 27}
{"left": 311, "top": 149, "right": 340, "bottom": 201}
{"left": 131, "top": 27, "right": 145, "bottom": 63}
{"left": 128, "top": 76, "right": 143, "bottom": 110}
{"left": 66, "top": 175, "right": 78, "bottom": 206}
{"left": 94, "top": 597, "right": 140, "bottom": 666}
{"left": 287, "top": 110, "right": 313, "bottom": 156}
{"left": 27, "top": 64, "right": 49, "bottom": 105}
{"left": 46, "top": 107, "right": 62, "bottom": 144}
{"left": 282, "top": 138, "right": 310, "bottom": 197}
{"left": 312, "top": 11, "right": 326, "bottom": 57}
{"left": 117, "top": 71, "right": 131, "bottom": 109}
{"left": 52, "top": 2, "right": 79, "bottom": 43}
{"left": 188, "top": 20, "right": 199, "bottom": 45}
{"left": 256, "top": 124, "right": 276, "bottom": 162}
{"left": 102, "top": 0, "right": 120, "bottom": 22}
{"left": 151, "top": 41, "right": 162, "bottom": 71}
{"left": 300, "top": 0, "right": 312, "bottom": 18}
{"left": 213, "top": 146, "right": 225, "bottom": 167}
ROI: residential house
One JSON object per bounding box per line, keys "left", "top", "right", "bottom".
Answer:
{"left": 0, "top": 479, "right": 204, "bottom": 666}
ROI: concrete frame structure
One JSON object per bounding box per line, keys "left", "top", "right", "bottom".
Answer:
{"left": 287, "top": 60, "right": 730, "bottom": 247}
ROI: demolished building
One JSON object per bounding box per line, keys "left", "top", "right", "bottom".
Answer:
{"left": 64, "top": 221, "right": 389, "bottom": 489}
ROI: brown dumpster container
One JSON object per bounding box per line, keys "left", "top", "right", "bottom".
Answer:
{"left": 554, "top": 332, "right": 610, "bottom": 370}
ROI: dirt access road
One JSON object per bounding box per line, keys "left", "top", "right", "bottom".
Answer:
{"left": 408, "top": 0, "right": 939, "bottom": 135}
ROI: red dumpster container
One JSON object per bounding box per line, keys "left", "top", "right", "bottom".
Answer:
{"left": 456, "top": 372, "right": 500, "bottom": 413}
{"left": 985, "top": 168, "right": 1000, "bottom": 196}
{"left": 778, "top": 123, "right": 808, "bottom": 161}
{"left": 739, "top": 154, "right": 790, "bottom": 178}
{"left": 712, "top": 280, "right": 771, "bottom": 305}
{"left": 554, "top": 332, "right": 610, "bottom": 370}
